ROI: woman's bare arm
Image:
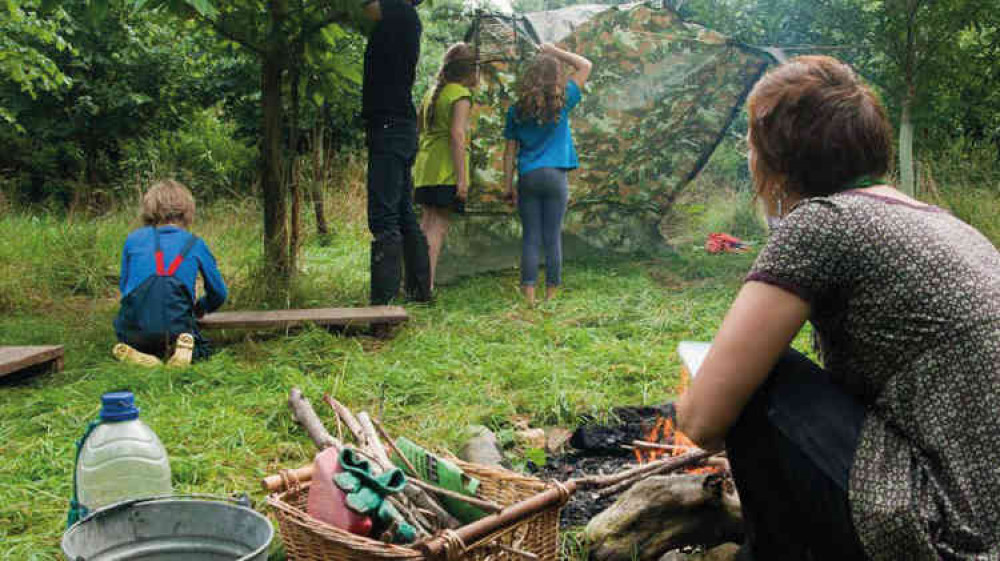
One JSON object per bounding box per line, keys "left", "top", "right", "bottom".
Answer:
{"left": 449, "top": 99, "right": 472, "bottom": 201}
{"left": 675, "top": 281, "right": 810, "bottom": 451}
{"left": 540, "top": 43, "right": 592, "bottom": 87}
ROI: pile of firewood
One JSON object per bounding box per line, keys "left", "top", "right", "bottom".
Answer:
{"left": 272, "top": 388, "right": 506, "bottom": 540}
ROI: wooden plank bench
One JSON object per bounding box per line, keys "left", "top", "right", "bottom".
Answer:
{"left": 0, "top": 345, "right": 65, "bottom": 381}
{"left": 197, "top": 306, "right": 409, "bottom": 332}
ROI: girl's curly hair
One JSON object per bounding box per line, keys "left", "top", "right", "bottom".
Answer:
{"left": 514, "top": 53, "right": 566, "bottom": 124}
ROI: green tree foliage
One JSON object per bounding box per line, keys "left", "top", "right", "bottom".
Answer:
{"left": 0, "top": 1, "right": 226, "bottom": 203}
{"left": 0, "top": 0, "right": 73, "bottom": 128}
{"left": 678, "top": 0, "right": 1000, "bottom": 193}
{"left": 132, "top": 0, "right": 368, "bottom": 284}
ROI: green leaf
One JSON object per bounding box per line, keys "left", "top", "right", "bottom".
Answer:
{"left": 523, "top": 447, "right": 547, "bottom": 467}
{"left": 188, "top": 0, "right": 216, "bottom": 17}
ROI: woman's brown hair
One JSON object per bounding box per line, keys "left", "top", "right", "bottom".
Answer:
{"left": 422, "top": 43, "right": 478, "bottom": 130}
{"left": 514, "top": 53, "right": 566, "bottom": 125}
{"left": 141, "top": 179, "right": 195, "bottom": 228}
{"left": 747, "top": 55, "right": 892, "bottom": 200}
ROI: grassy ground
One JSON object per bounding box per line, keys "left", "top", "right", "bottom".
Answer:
{"left": 0, "top": 189, "right": 780, "bottom": 559}
{"left": 1, "top": 155, "right": 994, "bottom": 558}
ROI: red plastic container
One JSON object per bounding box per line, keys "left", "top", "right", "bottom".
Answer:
{"left": 306, "top": 448, "right": 373, "bottom": 536}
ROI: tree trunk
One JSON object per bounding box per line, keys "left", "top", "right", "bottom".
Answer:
{"left": 312, "top": 114, "right": 330, "bottom": 237}
{"left": 260, "top": 0, "right": 291, "bottom": 288}
{"left": 288, "top": 44, "right": 302, "bottom": 273}
{"left": 898, "top": 88, "right": 916, "bottom": 196}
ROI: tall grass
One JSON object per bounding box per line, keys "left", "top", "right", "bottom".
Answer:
{"left": 920, "top": 139, "right": 1000, "bottom": 245}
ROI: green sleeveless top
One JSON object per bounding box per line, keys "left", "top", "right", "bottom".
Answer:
{"left": 413, "top": 83, "right": 472, "bottom": 188}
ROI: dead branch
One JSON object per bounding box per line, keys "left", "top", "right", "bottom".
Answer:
{"left": 356, "top": 412, "right": 461, "bottom": 529}
{"left": 324, "top": 394, "right": 366, "bottom": 443}
{"left": 632, "top": 440, "right": 696, "bottom": 452}
{"left": 288, "top": 388, "right": 341, "bottom": 451}
{"left": 593, "top": 450, "right": 720, "bottom": 498}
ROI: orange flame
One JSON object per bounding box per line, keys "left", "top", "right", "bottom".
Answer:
{"left": 635, "top": 415, "right": 719, "bottom": 474}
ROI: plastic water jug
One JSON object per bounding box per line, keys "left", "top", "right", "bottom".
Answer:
{"left": 76, "top": 391, "right": 172, "bottom": 511}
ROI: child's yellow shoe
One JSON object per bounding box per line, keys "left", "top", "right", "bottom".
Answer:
{"left": 112, "top": 343, "right": 163, "bottom": 367}
{"left": 166, "top": 333, "right": 194, "bottom": 367}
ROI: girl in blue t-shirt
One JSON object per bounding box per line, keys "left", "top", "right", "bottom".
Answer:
{"left": 113, "top": 180, "right": 227, "bottom": 367}
{"left": 503, "top": 43, "right": 591, "bottom": 305}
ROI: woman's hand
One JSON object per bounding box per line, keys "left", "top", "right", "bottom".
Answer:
{"left": 456, "top": 179, "right": 469, "bottom": 202}
{"left": 539, "top": 42, "right": 560, "bottom": 57}
{"left": 675, "top": 281, "right": 810, "bottom": 451}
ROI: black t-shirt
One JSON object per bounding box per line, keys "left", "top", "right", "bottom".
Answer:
{"left": 362, "top": 0, "right": 421, "bottom": 121}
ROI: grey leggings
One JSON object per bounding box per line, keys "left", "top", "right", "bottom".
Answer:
{"left": 517, "top": 167, "right": 569, "bottom": 287}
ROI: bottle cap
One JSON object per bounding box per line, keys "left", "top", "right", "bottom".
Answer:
{"left": 100, "top": 391, "right": 140, "bottom": 422}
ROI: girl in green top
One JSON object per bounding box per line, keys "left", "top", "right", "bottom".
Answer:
{"left": 412, "top": 43, "right": 478, "bottom": 290}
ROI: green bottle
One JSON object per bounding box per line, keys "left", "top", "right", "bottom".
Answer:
{"left": 392, "top": 437, "right": 486, "bottom": 523}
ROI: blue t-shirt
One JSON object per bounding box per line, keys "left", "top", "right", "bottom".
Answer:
{"left": 503, "top": 79, "right": 582, "bottom": 175}
{"left": 119, "top": 226, "right": 228, "bottom": 314}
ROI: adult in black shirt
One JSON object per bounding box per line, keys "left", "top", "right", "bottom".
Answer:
{"left": 362, "top": 0, "right": 432, "bottom": 304}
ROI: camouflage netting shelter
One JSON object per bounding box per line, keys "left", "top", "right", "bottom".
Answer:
{"left": 435, "top": 2, "right": 773, "bottom": 282}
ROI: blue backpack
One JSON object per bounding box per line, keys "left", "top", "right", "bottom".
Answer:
{"left": 114, "top": 227, "right": 200, "bottom": 354}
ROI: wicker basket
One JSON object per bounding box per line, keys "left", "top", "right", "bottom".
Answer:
{"left": 267, "top": 460, "right": 563, "bottom": 561}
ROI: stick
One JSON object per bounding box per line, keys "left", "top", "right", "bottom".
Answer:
{"left": 408, "top": 477, "right": 502, "bottom": 513}
{"left": 370, "top": 419, "right": 502, "bottom": 513}
{"left": 357, "top": 412, "right": 462, "bottom": 529}
{"left": 323, "top": 394, "right": 366, "bottom": 444}
{"left": 372, "top": 418, "right": 420, "bottom": 476}
{"left": 576, "top": 449, "right": 716, "bottom": 490}
{"left": 358, "top": 412, "right": 393, "bottom": 466}
{"left": 631, "top": 440, "right": 696, "bottom": 452}
{"left": 288, "top": 388, "right": 341, "bottom": 451}
{"left": 594, "top": 450, "right": 719, "bottom": 498}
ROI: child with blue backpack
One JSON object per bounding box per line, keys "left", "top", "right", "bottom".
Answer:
{"left": 113, "top": 180, "right": 227, "bottom": 367}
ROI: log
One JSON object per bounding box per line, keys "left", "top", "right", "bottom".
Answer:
{"left": 584, "top": 473, "right": 743, "bottom": 561}
{"left": 262, "top": 464, "right": 314, "bottom": 493}
{"left": 288, "top": 388, "right": 341, "bottom": 451}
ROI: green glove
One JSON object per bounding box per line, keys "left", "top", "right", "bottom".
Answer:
{"left": 333, "top": 448, "right": 416, "bottom": 543}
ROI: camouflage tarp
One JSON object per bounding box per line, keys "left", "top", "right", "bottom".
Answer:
{"left": 436, "top": 2, "right": 770, "bottom": 279}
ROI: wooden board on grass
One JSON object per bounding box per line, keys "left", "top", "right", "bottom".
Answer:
{"left": 0, "top": 346, "right": 65, "bottom": 380}
{"left": 198, "top": 306, "right": 409, "bottom": 331}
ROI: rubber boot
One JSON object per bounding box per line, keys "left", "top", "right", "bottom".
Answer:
{"left": 370, "top": 238, "right": 403, "bottom": 305}
{"left": 402, "top": 231, "right": 433, "bottom": 303}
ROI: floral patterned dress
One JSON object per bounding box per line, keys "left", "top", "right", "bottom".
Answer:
{"left": 747, "top": 190, "right": 1000, "bottom": 560}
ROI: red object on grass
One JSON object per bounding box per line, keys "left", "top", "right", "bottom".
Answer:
{"left": 705, "top": 233, "right": 750, "bottom": 253}
{"left": 306, "top": 447, "right": 374, "bottom": 536}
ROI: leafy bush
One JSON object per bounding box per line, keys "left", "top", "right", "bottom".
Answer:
{"left": 121, "top": 107, "right": 258, "bottom": 201}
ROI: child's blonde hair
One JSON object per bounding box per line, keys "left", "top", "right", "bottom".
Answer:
{"left": 141, "top": 179, "right": 195, "bottom": 228}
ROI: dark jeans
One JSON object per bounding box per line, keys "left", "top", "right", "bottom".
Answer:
{"left": 366, "top": 117, "right": 421, "bottom": 244}
{"left": 727, "top": 349, "right": 868, "bottom": 561}
{"left": 517, "top": 167, "right": 569, "bottom": 287}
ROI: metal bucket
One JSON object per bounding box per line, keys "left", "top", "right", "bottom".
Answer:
{"left": 62, "top": 495, "right": 273, "bottom": 560}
